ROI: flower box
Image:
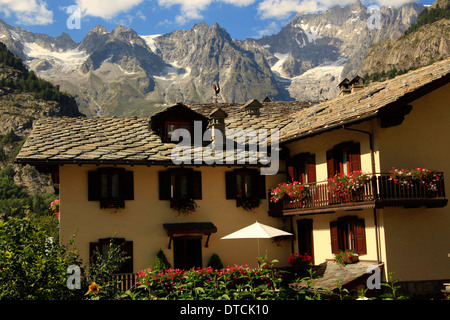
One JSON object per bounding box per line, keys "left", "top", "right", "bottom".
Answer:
{"left": 236, "top": 196, "right": 261, "bottom": 211}
{"left": 170, "top": 198, "right": 198, "bottom": 216}
{"left": 334, "top": 250, "right": 359, "bottom": 266}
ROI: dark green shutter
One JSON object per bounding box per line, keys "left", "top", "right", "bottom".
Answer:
{"left": 256, "top": 172, "right": 267, "bottom": 199}
{"left": 192, "top": 171, "right": 202, "bottom": 199}
{"left": 225, "top": 171, "right": 237, "bottom": 199}
{"left": 159, "top": 171, "right": 171, "bottom": 200}
{"left": 88, "top": 171, "right": 101, "bottom": 201}
{"left": 121, "top": 241, "right": 134, "bottom": 273}
{"left": 120, "top": 170, "right": 134, "bottom": 200}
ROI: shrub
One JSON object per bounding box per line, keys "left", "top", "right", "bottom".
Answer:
{"left": 153, "top": 249, "right": 171, "bottom": 271}
{"left": 207, "top": 253, "right": 223, "bottom": 270}
{"left": 0, "top": 216, "right": 85, "bottom": 300}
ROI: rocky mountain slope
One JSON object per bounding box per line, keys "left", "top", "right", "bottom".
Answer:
{"left": 360, "top": 0, "right": 450, "bottom": 78}
{"left": 0, "top": 1, "right": 426, "bottom": 116}
{"left": 245, "top": 1, "right": 425, "bottom": 101}
{"left": 0, "top": 42, "right": 83, "bottom": 196}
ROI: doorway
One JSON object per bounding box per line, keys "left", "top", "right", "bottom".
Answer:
{"left": 173, "top": 236, "right": 202, "bottom": 270}
{"left": 296, "top": 219, "right": 314, "bottom": 263}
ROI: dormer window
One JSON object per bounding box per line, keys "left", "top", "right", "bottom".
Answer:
{"left": 150, "top": 103, "right": 208, "bottom": 143}
{"left": 166, "top": 122, "right": 193, "bottom": 142}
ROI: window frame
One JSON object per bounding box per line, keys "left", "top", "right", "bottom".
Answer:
{"left": 326, "top": 141, "right": 361, "bottom": 178}
{"left": 88, "top": 168, "right": 134, "bottom": 209}
{"left": 165, "top": 121, "right": 193, "bottom": 143}
{"left": 89, "top": 237, "right": 133, "bottom": 274}
{"left": 225, "top": 168, "right": 266, "bottom": 205}
{"left": 159, "top": 168, "right": 202, "bottom": 201}
{"left": 330, "top": 216, "right": 366, "bottom": 255}
{"left": 287, "top": 153, "right": 316, "bottom": 184}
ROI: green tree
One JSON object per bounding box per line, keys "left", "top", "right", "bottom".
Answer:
{"left": 0, "top": 216, "right": 86, "bottom": 300}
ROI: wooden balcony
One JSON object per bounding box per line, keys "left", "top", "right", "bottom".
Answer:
{"left": 268, "top": 173, "right": 447, "bottom": 217}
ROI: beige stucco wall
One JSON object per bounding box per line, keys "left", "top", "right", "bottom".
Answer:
{"left": 281, "top": 82, "right": 450, "bottom": 282}
{"left": 59, "top": 164, "right": 292, "bottom": 272}
{"left": 373, "top": 82, "right": 450, "bottom": 282}
{"left": 282, "top": 125, "right": 380, "bottom": 264}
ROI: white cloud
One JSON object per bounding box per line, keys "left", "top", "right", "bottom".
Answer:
{"left": 157, "top": 0, "right": 211, "bottom": 24}
{"left": 75, "top": 0, "right": 145, "bottom": 20}
{"left": 257, "top": 0, "right": 416, "bottom": 20}
{"left": 254, "top": 21, "right": 281, "bottom": 37}
{"left": 0, "top": 0, "right": 53, "bottom": 25}
{"left": 157, "top": 0, "right": 256, "bottom": 25}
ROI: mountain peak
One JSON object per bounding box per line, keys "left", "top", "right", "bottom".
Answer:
{"left": 91, "top": 25, "right": 108, "bottom": 35}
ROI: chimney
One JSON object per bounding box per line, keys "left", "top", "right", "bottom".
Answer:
{"left": 243, "top": 99, "right": 262, "bottom": 117}
{"left": 338, "top": 78, "right": 351, "bottom": 96}
{"left": 350, "top": 76, "right": 365, "bottom": 93}
{"left": 209, "top": 107, "right": 228, "bottom": 145}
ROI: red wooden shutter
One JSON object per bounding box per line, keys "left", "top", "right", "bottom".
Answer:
{"left": 330, "top": 221, "right": 339, "bottom": 254}
{"left": 306, "top": 154, "right": 316, "bottom": 183}
{"left": 326, "top": 149, "right": 336, "bottom": 178}
{"left": 286, "top": 159, "right": 295, "bottom": 182}
{"left": 349, "top": 143, "right": 361, "bottom": 172}
{"left": 354, "top": 219, "right": 367, "bottom": 255}
{"left": 159, "top": 171, "right": 171, "bottom": 200}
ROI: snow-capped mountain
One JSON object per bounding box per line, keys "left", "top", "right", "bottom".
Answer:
{"left": 245, "top": 0, "right": 425, "bottom": 101}
{"left": 0, "top": 1, "right": 425, "bottom": 116}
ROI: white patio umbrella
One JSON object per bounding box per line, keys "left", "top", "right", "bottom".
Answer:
{"left": 221, "top": 221, "right": 293, "bottom": 265}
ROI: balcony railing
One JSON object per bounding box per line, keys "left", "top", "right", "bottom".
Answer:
{"left": 268, "top": 173, "right": 447, "bottom": 216}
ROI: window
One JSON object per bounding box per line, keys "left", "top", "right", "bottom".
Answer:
{"left": 159, "top": 168, "right": 202, "bottom": 200}
{"left": 287, "top": 153, "right": 316, "bottom": 184}
{"left": 330, "top": 216, "right": 366, "bottom": 255}
{"left": 166, "top": 122, "right": 193, "bottom": 142}
{"left": 225, "top": 169, "right": 266, "bottom": 204}
{"left": 326, "top": 142, "right": 361, "bottom": 178}
{"left": 88, "top": 168, "right": 134, "bottom": 209}
{"left": 89, "top": 238, "right": 133, "bottom": 274}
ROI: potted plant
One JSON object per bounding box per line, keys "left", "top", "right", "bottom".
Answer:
{"left": 334, "top": 250, "right": 359, "bottom": 266}
{"left": 287, "top": 252, "right": 312, "bottom": 271}
{"left": 270, "top": 180, "right": 309, "bottom": 203}
{"left": 100, "top": 197, "right": 125, "bottom": 210}
{"left": 327, "top": 171, "right": 372, "bottom": 201}
{"left": 237, "top": 196, "right": 261, "bottom": 211}
{"left": 170, "top": 198, "right": 198, "bottom": 216}
{"left": 271, "top": 234, "right": 296, "bottom": 247}
{"left": 389, "top": 167, "right": 442, "bottom": 192}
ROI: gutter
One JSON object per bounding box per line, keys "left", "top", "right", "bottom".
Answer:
{"left": 280, "top": 111, "right": 379, "bottom": 144}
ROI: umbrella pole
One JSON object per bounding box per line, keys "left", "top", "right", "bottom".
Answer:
{"left": 257, "top": 238, "right": 260, "bottom": 268}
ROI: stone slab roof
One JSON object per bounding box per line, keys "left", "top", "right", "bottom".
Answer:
{"left": 294, "top": 261, "right": 384, "bottom": 292}
{"left": 15, "top": 101, "right": 304, "bottom": 166}
{"left": 15, "top": 58, "right": 450, "bottom": 166}
{"left": 280, "top": 58, "right": 450, "bottom": 142}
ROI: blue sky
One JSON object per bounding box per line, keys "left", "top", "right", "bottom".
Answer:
{"left": 0, "top": 0, "right": 436, "bottom": 42}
